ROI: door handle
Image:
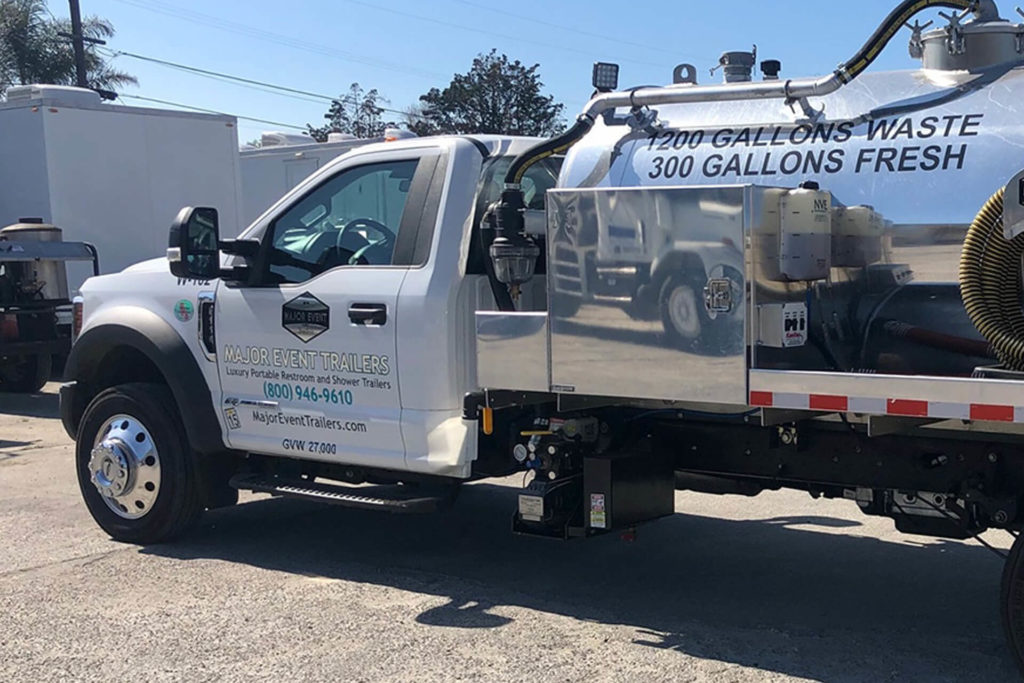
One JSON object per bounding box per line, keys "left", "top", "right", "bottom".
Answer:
{"left": 348, "top": 303, "right": 387, "bottom": 326}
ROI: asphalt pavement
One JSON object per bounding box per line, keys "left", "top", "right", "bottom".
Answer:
{"left": 0, "top": 384, "right": 1020, "bottom": 682}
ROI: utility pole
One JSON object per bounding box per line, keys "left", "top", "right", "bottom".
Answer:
{"left": 68, "top": 0, "right": 89, "bottom": 88}
{"left": 57, "top": 3, "right": 114, "bottom": 99}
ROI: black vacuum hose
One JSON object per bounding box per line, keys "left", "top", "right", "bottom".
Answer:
{"left": 959, "top": 188, "right": 1024, "bottom": 369}
{"left": 504, "top": 117, "right": 594, "bottom": 186}
{"left": 837, "top": 0, "right": 976, "bottom": 82}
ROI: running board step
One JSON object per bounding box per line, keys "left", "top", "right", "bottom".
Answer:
{"left": 229, "top": 474, "right": 455, "bottom": 514}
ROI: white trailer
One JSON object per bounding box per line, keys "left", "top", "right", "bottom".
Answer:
{"left": 0, "top": 85, "right": 242, "bottom": 292}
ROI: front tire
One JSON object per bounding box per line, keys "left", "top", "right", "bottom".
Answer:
{"left": 76, "top": 383, "right": 204, "bottom": 544}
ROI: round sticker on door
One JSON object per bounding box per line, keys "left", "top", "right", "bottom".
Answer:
{"left": 174, "top": 299, "right": 195, "bottom": 322}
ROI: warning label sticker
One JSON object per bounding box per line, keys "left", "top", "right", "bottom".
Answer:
{"left": 590, "top": 493, "right": 607, "bottom": 529}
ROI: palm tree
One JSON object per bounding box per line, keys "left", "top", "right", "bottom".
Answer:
{"left": 0, "top": 0, "right": 136, "bottom": 95}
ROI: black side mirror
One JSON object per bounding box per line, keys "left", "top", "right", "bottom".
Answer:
{"left": 168, "top": 206, "right": 220, "bottom": 280}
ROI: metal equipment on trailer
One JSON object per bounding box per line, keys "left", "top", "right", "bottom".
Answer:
{"left": 59, "top": 0, "right": 1024, "bottom": 673}
{"left": 0, "top": 219, "right": 97, "bottom": 392}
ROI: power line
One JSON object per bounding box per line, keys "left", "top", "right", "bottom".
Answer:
{"left": 116, "top": 0, "right": 668, "bottom": 73}
{"left": 101, "top": 48, "right": 423, "bottom": 119}
{"left": 449, "top": 0, "right": 703, "bottom": 62}
{"left": 339, "top": 0, "right": 667, "bottom": 69}
{"left": 109, "top": 0, "right": 447, "bottom": 80}
{"left": 118, "top": 93, "right": 309, "bottom": 131}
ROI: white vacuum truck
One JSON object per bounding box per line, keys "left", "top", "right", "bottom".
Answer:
{"left": 60, "top": 0, "right": 1024, "bottom": 672}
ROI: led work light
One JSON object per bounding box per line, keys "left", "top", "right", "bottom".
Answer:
{"left": 591, "top": 62, "right": 619, "bottom": 92}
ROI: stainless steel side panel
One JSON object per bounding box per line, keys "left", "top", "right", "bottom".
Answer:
{"left": 546, "top": 186, "right": 748, "bottom": 404}
{"left": 475, "top": 311, "right": 549, "bottom": 392}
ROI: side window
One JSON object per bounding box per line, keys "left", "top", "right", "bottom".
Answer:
{"left": 475, "top": 156, "right": 562, "bottom": 218}
{"left": 520, "top": 158, "right": 561, "bottom": 210}
{"left": 266, "top": 159, "right": 419, "bottom": 284}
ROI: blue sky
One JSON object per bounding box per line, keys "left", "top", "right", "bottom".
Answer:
{"left": 68, "top": 0, "right": 965, "bottom": 142}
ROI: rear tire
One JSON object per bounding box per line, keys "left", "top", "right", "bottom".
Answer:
{"left": 0, "top": 353, "right": 51, "bottom": 393}
{"left": 1002, "top": 532, "right": 1024, "bottom": 676}
{"left": 76, "top": 382, "right": 204, "bottom": 544}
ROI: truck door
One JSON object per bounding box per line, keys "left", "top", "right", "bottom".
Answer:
{"left": 214, "top": 148, "right": 445, "bottom": 470}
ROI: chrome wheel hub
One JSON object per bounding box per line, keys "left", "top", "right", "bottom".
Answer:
{"left": 89, "top": 414, "right": 161, "bottom": 520}
{"left": 89, "top": 442, "right": 133, "bottom": 497}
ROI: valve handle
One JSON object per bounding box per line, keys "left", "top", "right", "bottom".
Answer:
{"left": 938, "top": 8, "right": 970, "bottom": 27}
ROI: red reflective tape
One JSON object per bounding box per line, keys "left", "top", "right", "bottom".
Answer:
{"left": 969, "top": 404, "right": 1015, "bottom": 422}
{"left": 886, "top": 399, "right": 928, "bottom": 417}
{"left": 749, "top": 391, "right": 773, "bottom": 407}
{"left": 809, "top": 394, "right": 848, "bottom": 412}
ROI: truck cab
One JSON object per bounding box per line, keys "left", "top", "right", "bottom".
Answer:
{"left": 61, "top": 135, "right": 559, "bottom": 537}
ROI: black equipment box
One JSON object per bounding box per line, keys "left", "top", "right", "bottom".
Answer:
{"left": 583, "top": 450, "right": 674, "bottom": 533}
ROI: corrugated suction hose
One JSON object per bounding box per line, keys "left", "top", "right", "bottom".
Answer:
{"left": 959, "top": 188, "right": 1024, "bottom": 369}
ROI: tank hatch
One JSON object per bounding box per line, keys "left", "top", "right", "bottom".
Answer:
{"left": 914, "top": 7, "right": 1024, "bottom": 71}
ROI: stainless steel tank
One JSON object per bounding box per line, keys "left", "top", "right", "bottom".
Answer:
{"left": 0, "top": 218, "right": 71, "bottom": 301}
{"left": 560, "top": 16, "right": 1024, "bottom": 285}
{"left": 551, "top": 8, "right": 1024, "bottom": 379}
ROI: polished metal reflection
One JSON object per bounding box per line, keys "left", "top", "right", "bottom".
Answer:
{"left": 547, "top": 186, "right": 748, "bottom": 404}
{"left": 476, "top": 311, "right": 549, "bottom": 392}
{"left": 561, "top": 64, "right": 1024, "bottom": 286}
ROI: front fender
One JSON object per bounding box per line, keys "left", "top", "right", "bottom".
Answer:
{"left": 62, "top": 305, "right": 225, "bottom": 454}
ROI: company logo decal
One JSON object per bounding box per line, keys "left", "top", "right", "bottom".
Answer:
{"left": 174, "top": 299, "right": 194, "bottom": 322}
{"left": 282, "top": 292, "right": 330, "bottom": 343}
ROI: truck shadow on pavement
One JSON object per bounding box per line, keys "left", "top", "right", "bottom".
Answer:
{"left": 0, "top": 388, "right": 60, "bottom": 418}
{"left": 144, "top": 484, "right": 1018, "bottom": 681}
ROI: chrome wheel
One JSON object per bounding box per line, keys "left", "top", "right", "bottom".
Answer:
{"left": 88, "top": 413, "right": 161, "bottom": 519}
{"left": 667, "top": 284, "right": 701, "bottom": 339}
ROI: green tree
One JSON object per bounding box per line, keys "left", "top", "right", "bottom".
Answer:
{"left": 0, "top": 0, "right": 136, "bottom": 95}
{"left": 409, "top": 50, "right": 563, "bottom": 136}
{"left": 307, "top": 83, "right": 395, "bottom": 142}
